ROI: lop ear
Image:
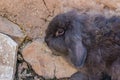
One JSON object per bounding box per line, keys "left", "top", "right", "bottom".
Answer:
{"left": 64, "top": 24, "right": 87, "bottom": 68}
{"left": 68, "top": 40, "right": 87, "bottom": 68}
{"left": 64, "top": 23, "right": 87, "bottom": 67}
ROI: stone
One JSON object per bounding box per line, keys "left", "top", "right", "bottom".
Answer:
{"left": 0, "top": 0, "right": 61, "bottom": 39}
{"left": 22, "top": 40, "right": 77, "bottom": 79}
{"left": 97, "top": 0, "right": 120, "bottom": 9}
{"left": 0, "top": 33, "right": 18, "bottom": 80}
{"left": 0, "top": 16, "right": 25, "bottom": 44}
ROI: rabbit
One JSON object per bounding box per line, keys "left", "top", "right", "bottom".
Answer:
{"left": 45, "top": 11, "right": 120, "bottom": 80}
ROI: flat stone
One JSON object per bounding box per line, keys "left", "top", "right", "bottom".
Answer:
{"left": 0, "top": 16, "right": 25, "bottom": 44}
{"left": 0, "top": 33, "right": 18, "bottom": 80}
{"left": 22, "top": 40, "right": 77, "bottom": 79}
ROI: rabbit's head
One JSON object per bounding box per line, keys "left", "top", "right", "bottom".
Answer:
{"left": 45, "top": 11, "right": 87, "bottom": 68}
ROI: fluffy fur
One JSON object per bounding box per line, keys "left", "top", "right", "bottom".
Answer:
{"left": 45, "top": 11, "right": 120, "bottom": 80}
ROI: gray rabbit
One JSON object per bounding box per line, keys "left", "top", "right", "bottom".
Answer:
{"left": 45, "top": 11, "right": 120, "bottom": 80}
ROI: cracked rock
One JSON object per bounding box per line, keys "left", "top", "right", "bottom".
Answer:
{"left": 22, "top": 39, "right": 77, "bottom": 79}
{"left": 0, "top": 33, "right": 18, "bottom": 80}
{"left": 0, "top": 0, "right": 61, "bottom": 39}
{"left": 0, "top": 16, "right": 25, "bottom": 45}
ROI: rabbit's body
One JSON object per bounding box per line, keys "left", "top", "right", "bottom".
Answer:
{"left": 45, "top": 11, "right": 120, "bottom": 80}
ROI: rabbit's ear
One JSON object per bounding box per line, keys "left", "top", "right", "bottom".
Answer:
{"left": 65, "top": 29, "right": 87, "bottom": 67}
{"left": 68, "top": 40, "right": 87, "bottom": 68}
{"left": 64, "top": 20, "right": 87, "bottom": 67}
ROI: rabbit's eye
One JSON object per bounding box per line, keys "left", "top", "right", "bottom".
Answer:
{"left": 55, "top": 28, "right": 64, "bottom": 37}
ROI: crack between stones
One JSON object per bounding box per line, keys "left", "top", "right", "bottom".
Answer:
{"left": 15, "top": 51, "right": 45, "bottom": 80}
{"left": 0, "top": 13, "right": 26, "bottom": 36}
{"left": 15, "top": 35, "right": 45, "bottom": 80}
{"left": 53, "top": 61, "right": 56, "bottom": 78}
{"left": 42, "top": 0, "right": 50, "bottom": 14}
{"left": 40, "top": 8, "right": 55, "bottom": 23}
{"left": 42, "top": 0, "right": 55, "bottom": 19}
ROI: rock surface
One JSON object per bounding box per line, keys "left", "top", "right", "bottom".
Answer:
{"left": 0, "top": 16, "right": 25, "bottom": 44}
{"left": 0, "top": 33, "right": 18, "bottom": 80}
{"left": 22, "top": 40, "right": 77, "bottom": 79}
{"left": 0, "top": 0, "right": 61, "bottom": 39}
{"left": 0, "top": 0, "right": 120, "bottom": 79}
